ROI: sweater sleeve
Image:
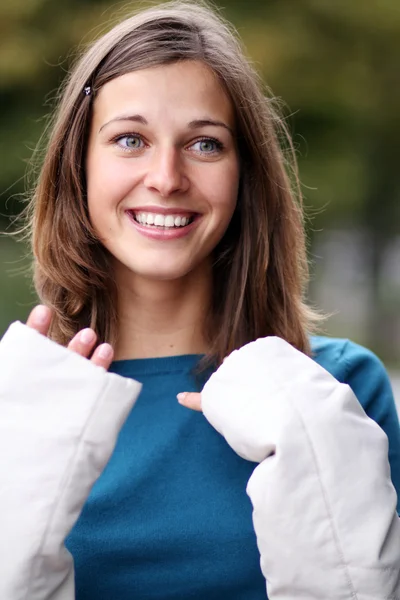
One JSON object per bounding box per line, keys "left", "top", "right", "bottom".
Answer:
{"left": 0, "top": 322, "right": 142, "bottom": 600}
{"left": 201, "top": 337, "right": 400, "bottom": 600}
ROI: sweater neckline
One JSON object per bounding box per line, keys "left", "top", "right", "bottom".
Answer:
{"left": 109, "top": 353, "right": 205, "bottom": 376}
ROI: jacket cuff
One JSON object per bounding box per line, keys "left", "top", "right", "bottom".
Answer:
{"left": 201, "top": 336, "right": 340, "bottom": 462}
{"left": 0, "top": 321, "right": 142, "bottom": 600}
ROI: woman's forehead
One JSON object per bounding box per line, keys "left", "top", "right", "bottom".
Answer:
{"left": 91, "top": 60, "right": 235, "bottom": 131}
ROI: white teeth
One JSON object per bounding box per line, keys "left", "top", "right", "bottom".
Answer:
{"left": 133, "top": 212, "right": 192, "bottom": 228}
{"left": 154, "top": 214, "right": 165, "bottom": 226}
{"left": 164, "top": 215, "right": 175, "bottom": 227}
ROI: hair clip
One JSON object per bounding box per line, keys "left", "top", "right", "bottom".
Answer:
{"left": 83, "top": 85, "right": 92, "bottom": 96}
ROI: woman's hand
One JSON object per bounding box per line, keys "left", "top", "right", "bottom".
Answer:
{"left": 26, "top": 305, "right": 114, "bottom": 370}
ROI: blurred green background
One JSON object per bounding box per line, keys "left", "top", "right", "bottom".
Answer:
{"left": 1, "top": 0, "right": 399, "bottom": 384}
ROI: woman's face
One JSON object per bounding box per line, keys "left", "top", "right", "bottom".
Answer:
{"left": 86, "top": 60, "right": 239, "bottom": 283}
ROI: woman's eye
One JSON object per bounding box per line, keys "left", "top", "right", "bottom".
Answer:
{"left": 115, "top": 135, "right": 144, "bottom": 150}
{"left": 190, "top": 139, "right": 222, "bottom": 154}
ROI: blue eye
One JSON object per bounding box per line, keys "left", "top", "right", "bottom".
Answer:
{"left": 191, "top": 138, "right": 222, "bottom": 154}
{"left": 116, "top": 135, "right": 144, "bottom": 150}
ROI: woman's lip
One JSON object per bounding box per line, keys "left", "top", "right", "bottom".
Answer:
{"left": 125, "top": 211, "right": 200, "bottom": 240}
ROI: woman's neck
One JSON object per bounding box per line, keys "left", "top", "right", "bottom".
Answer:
{"left": 113, "top": 262, "right": 212, "bottom": 360}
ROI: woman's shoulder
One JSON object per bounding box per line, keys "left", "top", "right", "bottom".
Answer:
{"left": 310, "top": 335, "right": 397, "bottom": 416}
{"left": 310, "top": 335, "right": 394, "bottom": 404}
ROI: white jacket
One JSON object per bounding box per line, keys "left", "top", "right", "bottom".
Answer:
{"left": 0, "top": 321, "right": 399, "bottom": 600}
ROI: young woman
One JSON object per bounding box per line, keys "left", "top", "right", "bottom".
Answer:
{"left": 0, "top": 2, "right": 399, "bottom": 599}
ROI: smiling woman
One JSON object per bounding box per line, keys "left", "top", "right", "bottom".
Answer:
{"left": 0, "top": 1, "right": 399, "bottom": 600}
{"left": 27, "top": 0, "right": 317, "bottom": 361}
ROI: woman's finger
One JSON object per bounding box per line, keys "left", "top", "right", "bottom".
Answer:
{"left": 26, "top": 307, "right": 113, "bottom": 369}
{"left": 90, "top": 343, "right": 114, "bottom": 370}
{"left": 26, "top": 305, "right": 52, "bottom": 336}
{"left": 177, "top": 357, "right": 229, "bottom": 412}
{"left": 67, "top": 328, "right": 97, "bottom": 358}
{"left": 177, "top": 392, "right": 202, "bottom": 412}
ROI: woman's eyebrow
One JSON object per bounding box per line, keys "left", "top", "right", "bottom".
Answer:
{"left": 99, "top": 115, "right": 233, "bottom": 135}
{"left": 187, "top": 119, "right": 234, "bottom": 136}
{"left": 99, "top": 114, "right": 147, "bottom": 133}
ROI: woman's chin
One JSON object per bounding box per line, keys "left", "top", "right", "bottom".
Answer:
{"left": 112, "top": 254, "right": 211, "bottom": 286}
{"left": 115, "top": 262, "right": 195, "bottom": 284}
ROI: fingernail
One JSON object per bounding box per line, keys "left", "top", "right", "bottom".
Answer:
{"left": 177, "top": 392, "right": 188, "bottom": 404}
{"left": 80, "top": 328, "right": 95, "bottom": 344}
{"left": 33, "top": 305, "right": 49, "bottom": 325}
{"left": 98, "top": 344, "right": 113, "bottom": 360}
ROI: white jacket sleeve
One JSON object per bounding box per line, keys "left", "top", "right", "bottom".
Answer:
{"left": 0, "top": 322, "right": 142, "bottom": 600}
{"left": 201, "top": 337, "right": 400, "bottom": 600}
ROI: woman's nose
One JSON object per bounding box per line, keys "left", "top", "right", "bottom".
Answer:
{"left": 143, "top": 146, "right": 189, "bottom": 197}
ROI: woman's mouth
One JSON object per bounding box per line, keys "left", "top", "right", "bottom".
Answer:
{"left": 125, "top": 209, "right": 200, "bottom": 241}
{"left": 127, "top": 210, "right": 196, "bottom": 229}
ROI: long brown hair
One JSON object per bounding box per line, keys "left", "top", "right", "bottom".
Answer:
{"left": 26, "top": 0, "right": 321, "bottom": 365}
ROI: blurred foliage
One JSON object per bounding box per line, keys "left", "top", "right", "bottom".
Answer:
{"left": 1, "top": 0, "right": 399, "bottom": 360}
{"left": 0, "top": 238, "right": 36, "bottom": 334}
